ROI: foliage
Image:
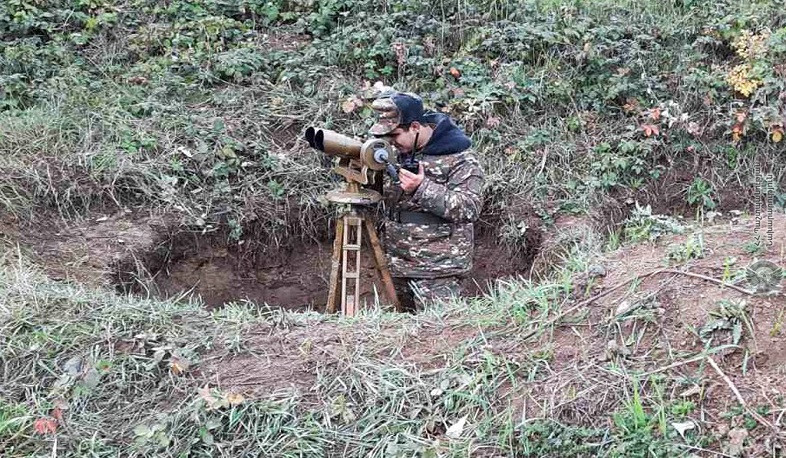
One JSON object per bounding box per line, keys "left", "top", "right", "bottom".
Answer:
{"left": 665, "top": 232, "right": 705, "bottom": 264}
{"left": 623, "top": 202, "right": 685, "bottom": 243}
{"left": 3, "top": 250, "right": 729, "bottom": 457}
{"left": 1, "top": 0, "right": 785, "bottom": 243}
{"left": 700, "top": 299, "right": 755, "bottom": 347}
{"left": 515, "top": 420, "right": 605, "bottom": 457}
{"left": 685, "top": 177, "right": 717, "bottom": 216}
{"left": 2, "top": 3, "right": 785, "bottom": 456}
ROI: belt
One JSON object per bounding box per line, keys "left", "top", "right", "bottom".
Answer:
{"left": 392, "top": 210, "right": 449, "bottom": 225}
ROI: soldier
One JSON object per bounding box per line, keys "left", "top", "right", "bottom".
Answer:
{"left": 369, "top": 91, "right": 485, "bottom": 311}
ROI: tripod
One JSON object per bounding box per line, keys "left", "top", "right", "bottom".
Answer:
{"left": 324, "top": 197, "right": 400, "bottom": 316}
{"left": 303, "top": 126, "right": 402, "bottom": 315}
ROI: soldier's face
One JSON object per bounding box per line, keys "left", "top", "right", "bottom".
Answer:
{"left": 387, "top": 124, "right": 418, "bottom": 153}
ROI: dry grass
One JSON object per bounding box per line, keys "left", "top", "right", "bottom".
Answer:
{"left": 3, "top": 212, "right": 786, "bottom": 456}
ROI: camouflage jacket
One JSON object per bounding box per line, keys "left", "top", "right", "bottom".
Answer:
{"left": 382, "top": 148, "right": 485, "bottom": 278}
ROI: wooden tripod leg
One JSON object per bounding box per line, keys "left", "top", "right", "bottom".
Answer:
{"left": 363, "top": 217, "right": 401, "bottom": 312}
{"left": 342, "top": 215, "right": 362, "bottom": 316}
{"left": 326, "top": 216, "right": 344, "bottom": 313}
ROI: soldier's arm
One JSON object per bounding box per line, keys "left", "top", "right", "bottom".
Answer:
{"left": 410, "top": 153, "right": 484, "bottom": 223}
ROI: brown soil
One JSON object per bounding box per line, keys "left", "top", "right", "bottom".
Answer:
{"left": 1, "top": 210, "right": 544, "bottom": 311}
{"left": 205, "top": 321, "right": 346, "bottom": 398}
{"left": 5, "top": 202, "right": 786, "bottom": 454}
{"left": 0, "top": 211, "right": 169, "bottom": 287}
{"left": 201, "top": 212, "right": 786, "bottom": 456}
{"left": 264, "top": 30, "right": 310, "bottom": 52}
{"left": 143, "top": 226, "right": 539, "bottom": 311}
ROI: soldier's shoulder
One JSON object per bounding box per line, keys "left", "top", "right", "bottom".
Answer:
{"left": 453, "top": 149, "right": 482, "bottom": 168}
{"left": 426, "top": 149, "right": 482, "bottom": 170}
{"left": 438, "top": 149, "right": 480, "bottom": 161}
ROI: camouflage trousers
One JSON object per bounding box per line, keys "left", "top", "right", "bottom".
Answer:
{"left": 393, "top": 276, "right": 463, "bottom": 312}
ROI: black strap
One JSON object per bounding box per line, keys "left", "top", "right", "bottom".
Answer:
{"left": 393, "top": 211, "right": 449, "bottom": 225}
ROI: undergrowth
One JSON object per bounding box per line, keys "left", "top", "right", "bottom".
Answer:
{"left": 1, "top": 243, "right": 731, "bottom": 457}
{"left": 1, "top": 0, "right": 785, "bottom": 248}
{"left": 2, "top": 0, "right": 786, "bottom": 456}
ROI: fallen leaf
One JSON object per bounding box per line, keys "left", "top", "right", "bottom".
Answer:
{"left": 53, "top": 398, "right": 69, "bottom": 411}
{"left": 33, "top": 417, "right": 57, "bottom": 435}
{"left": 127, "top": 75, "right": 148, "bottom": 85}
{"left": 642, "top": 124, "right": 660, "bottom": 137}
{"left": 615, "top": 300, "right": 633, "bottom": 315}
{"left": 133, "top": 423, "right": 151, "bottom": 437}
{"left": 449, "top": 67, "right": 461, "bottom": 79}
{"left": 680, "top": 385, "right": 702, "bottom": 397}
{"left": 198, "top": 385, "right": 229, "bottom": 410}
{"left": 342, "top": 96, "right": 363, "bottom": 114}
{"left": 169, "top": 355, "right": 190, "bottom": 375}
{"left": 221, "top": 147, "right": 237, "bottom": 159}
{"left": 225, "top": 392, "right": 245, "bottom": 406}
{"left": 672, "top": 420, "right": 696, "bottom": 441}
{"left": 687, "top": 121, "right": 702, "bottom": 137}
{"left": 81, "top": 367, "right": 100, "bottom": 389}
{"left": 622, "top": 98, "right": 639, "bottom": 114}
{"left": 63, "top": 356, "right": 83, "bottom": 376}
{"left": 649, "top": 107, "right": 661, "bottom": 121}
{"left": 198, "top": 385, "right": 217, "bottom": 406}
{"left": 446, "top": 415, "right": 468, "bottom": 439}
{"left": 772, "top": 129, "right": 783, "bottom": 143}
{"left": 724, "top": 427, "right": 748, "bottom": 456}
{"left": 732, "top": 123, "right": 744, "bottom": 142}
{"left": 485, "top": 116, "right": 501, "bottom": 128}
{"left": 52, "top": 406, "right": 64, "bottom": 423}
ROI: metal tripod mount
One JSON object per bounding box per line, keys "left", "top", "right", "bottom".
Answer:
{"left": 305, "top": 127, "right": 401, "bottom": 316}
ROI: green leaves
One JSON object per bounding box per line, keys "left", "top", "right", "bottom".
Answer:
{"left": 133, "top": 421, "right": 171, "bottom": 448}
{"left": 685, "top": 177, "right": 717, "bottom": 220}
{"left": 589, "top": 139, "right": 655, "bottom": 191}
{"left": 700, "top": 299, "right": 753, "bottom": 347}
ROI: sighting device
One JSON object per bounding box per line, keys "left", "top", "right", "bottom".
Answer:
{"left": 305, "top": 127, "right": 402, "bottom": 316}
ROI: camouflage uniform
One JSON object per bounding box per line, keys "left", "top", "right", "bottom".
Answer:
{"left": 381, "top": 136, "right": 485, "bottom": 309}
{"left": 392, "top": 276, "right": 463, "bottom": 311}
{"left": 369, "top": 91, "right": 485, "bottom": 310}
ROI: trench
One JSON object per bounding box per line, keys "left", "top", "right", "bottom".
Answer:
{"left": 113, "top": 218, "right": 544, "bottom": 312}
{"left": 109, "top": 149, "right": 762, "bottom": 312}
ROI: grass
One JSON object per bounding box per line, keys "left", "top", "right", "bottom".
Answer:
{"left": 8, "top": 206, "right": 781, "bottom": 457}
{"left": 2, "top": 236, "right": 748, "bottom": 457}
{"left": 3, "top": 0, "right": 786, "bottom": 455}
{"left": 2, "top": 0, "right": 784, "bottom": 251}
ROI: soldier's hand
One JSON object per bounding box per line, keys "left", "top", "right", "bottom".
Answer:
{"left": 399, "top": 163, "right": 424, "bottom": 193}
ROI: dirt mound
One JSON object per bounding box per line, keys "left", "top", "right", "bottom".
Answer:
{"left": 202, "top": 317, "right": 482, "bottom": 398}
